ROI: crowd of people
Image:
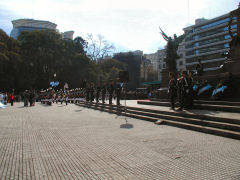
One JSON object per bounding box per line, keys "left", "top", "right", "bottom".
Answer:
{"left": 0, "top": 92, "right": 16, "bottom": 107}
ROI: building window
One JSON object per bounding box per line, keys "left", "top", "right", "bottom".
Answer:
{"left": 179, "top": 61, "right": 183, "bottom": 66}
{"left": 195, "top": 50, "right": 199, "bottom": 55}
{"left": 163, "top": 64, "right": 166, "bottom": 68}
{"left": 159, "top": 64, "right": 161, "bottom": 69}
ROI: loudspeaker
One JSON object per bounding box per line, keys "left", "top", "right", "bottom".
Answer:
{"left": 119, "top": 71, "right": 129, "bottom": 82}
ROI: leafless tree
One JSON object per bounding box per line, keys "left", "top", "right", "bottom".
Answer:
{"left": 86, "top": 34, "right": 115, "bottom": 61}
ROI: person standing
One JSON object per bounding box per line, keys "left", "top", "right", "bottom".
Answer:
{"left": 178, "top": 71, "right": 189, "bottom": 111}
{"left": 9, "top": 93, "right": 14, "bottom": 106}
{"left": 23, "top": 90, "right": 29, "bottom": 107}
{"left": 89, "top": 83, "right": 94, "bottom": 103}
{"left": 196, "top": 58, "right": 203, "bottom": 76}
{"left": 115, "top": 81, "right": 122, "bottom": 106}
{"left": 65, "top": 94, "right": 69, "bottom": 105}
{"left": 96, "top": 82, "right": 101, "bottom": 103}
{"left": 168, "top": 72, "right": 177, "bottom": 110}
{"left": 187, "top": 70, "right": 194, "bottom": 109}
{"left": 108, "top": 81, "right": 114, "bottom": 105}
{"left": 101, "top": 82, "right": 106, "bottom": 104}
{"left": 85, "top": 83, "right": 90, "bottom": 103}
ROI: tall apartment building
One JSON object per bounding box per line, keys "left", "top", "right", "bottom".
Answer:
{"left": 183, "top": 13, "right": 237, "bottom": 74}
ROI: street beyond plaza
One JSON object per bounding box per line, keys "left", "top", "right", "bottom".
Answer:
{"left": 0, "top": 102, "right": 240, "bottom": 179}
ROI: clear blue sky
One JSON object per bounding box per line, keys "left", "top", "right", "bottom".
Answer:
{"left": 0, "top": 0, "right": 239, "bottom": 53}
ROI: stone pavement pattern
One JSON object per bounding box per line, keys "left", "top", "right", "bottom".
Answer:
{"left": 0, "top": 103, "right": 240, "bottom": 180}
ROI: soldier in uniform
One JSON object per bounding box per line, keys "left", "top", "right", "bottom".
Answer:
{"left": 85, "top": 83, "right": 90, "bottom": 102}
{"left": 187, "top": 70, "right": 194, "bottom": 109}
{"left": 101, "top": 82, "right": 106, "bottom": 104}
{"left": 96, "top": 82, "right": 101, "bottom": 103}
{"left": 89, "top": 82, "right": 94, "bottom": 103}
{"left": 168, "top": 72, "right": 177, "bottom": 110}
{"left": 196, "top": 58, "right": 203, "bottom": 76}
{"left": 177, "top": 70, "right": 189, "bottom": 111}
{"left": 108, "top": 81, "right": 114, "bottom": 105}
{"left": 176, "top": 72, "right": 182, "bottom": 106}
{"left": 115, "top": 81, "right": 122, "bottom": 106}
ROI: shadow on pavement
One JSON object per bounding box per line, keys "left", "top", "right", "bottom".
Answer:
{"left": 17, "top": 106, "right": 25, "bottom": 108}
{"left": 75, "top": 109, "right": 82, "bottom": 112}
{"left": 120, "top": 123, "right": 134, "bottom": 129}
{"left": 39, "top": 104, "right": 52, "bottom": 107}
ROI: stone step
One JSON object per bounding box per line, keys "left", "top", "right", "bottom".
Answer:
{"left": 76, "top": 102, "right": 240, "bottom": 140}
{"left": 138, "top": 100, "right": 240, "bottom": 113}
{"left": 126, "top": 106, "right": 240, "bottom": 125}
{"left": 125, "top": 109, "right": 240, "bottom": 132}
{"left": 124, "top": 113, "right": 240, "bottom": 140}
{"left": 150, "top": 98, "right": 240, "bottom": 106}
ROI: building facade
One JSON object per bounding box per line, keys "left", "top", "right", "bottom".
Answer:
{"left": 62, "top": 31, "right": 74, "bottom": 40}
{"left": 183, "top": 13, "right": 237, "bottom": 74}
{"left": 10, "top": 19, "right": 74, "bottom": 40}
{"left": 176, "top": 41, "right": 186, "bottom": 72}
{"left": 144, "top": 49, "right": 166, "bottom": 81}
{"left": 10, "top": 19, "right": 57, "bottom": 39}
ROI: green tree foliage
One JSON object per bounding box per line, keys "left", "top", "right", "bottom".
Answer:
{"left": 98, "top": 59, "right": 126, "bottom": 82}
{"left": 113, "top": 52, "right": 141, "bottom": 90}
{"left": 0, "top": 29, "right": 21, "bottom": 92}
{"left": 0, "top": 29, "right": 103, "bottom": 93}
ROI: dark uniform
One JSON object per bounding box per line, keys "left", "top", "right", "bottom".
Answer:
{"left": 115, "top": 83, "right": 122, "bottom": 106}
{"left": 196, "top": 60, "right": 203, "bottom": 76}
{"left": 85, "top": 85, "right": 90, "bottom": 102}
{"left": 187, "top": 73, "right": 194, "bottom": 108}
{"left": 89, "top": 83, "right": 94, "bottom": 102}
{"left": 178, "top": 72, "right": 189, "bottom": 111}
{"left": 96, "top": 84, "right": 101, "bottom": 103}
{"left": 108, "top": 83, "right": 114, "bottom": 104}
{"left": 168, "top": 77, "right": 177, "bottom": 109}
{"left": 101, "top": 83, "right": 106, "bottom": 104}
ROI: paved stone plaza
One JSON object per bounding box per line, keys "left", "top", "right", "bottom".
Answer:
{"left": 0, "top": 102, "right": 240, "bottom": 179}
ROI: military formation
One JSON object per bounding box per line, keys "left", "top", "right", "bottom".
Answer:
{"left": 84, "top": 80, "right": 123, "bottom": 106}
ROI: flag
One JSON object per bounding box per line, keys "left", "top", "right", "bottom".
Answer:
{"left": 197, "top": 84, "right": 212, "bottom": 96}
{"left": 212, "top": 86, "right": 227, "bottom": 96}
{"left": 50, "top": 81, "right": 54, "bottom": 87}
{"left": 193, "top": 84, "right": 198, "bottom": 91}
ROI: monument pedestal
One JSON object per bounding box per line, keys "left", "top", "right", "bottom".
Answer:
{"left": 224, "top": 60, "right": 240, "bottom": 77}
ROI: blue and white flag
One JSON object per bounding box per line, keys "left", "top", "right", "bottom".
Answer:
{"left": 193, "top": 84, "right": 198, "bottom": 91}
{"left": 197, "top": 84, "right": 212, "bottom": 96}
{"left": 54, "top": 81, "right": 59, "bottom": 86}
{"left": 50, "top": 81, "right": 55, "bottom": 87}
{"left": 212, "top": 86, "right": 227, "bottom": 96}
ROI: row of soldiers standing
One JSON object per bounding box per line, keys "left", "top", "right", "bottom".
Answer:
{"left": 84, "top": 81, "right": 122, "bottom": 106}
{"left": 168, "top": 70, "right": 194, "bottom": 111}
